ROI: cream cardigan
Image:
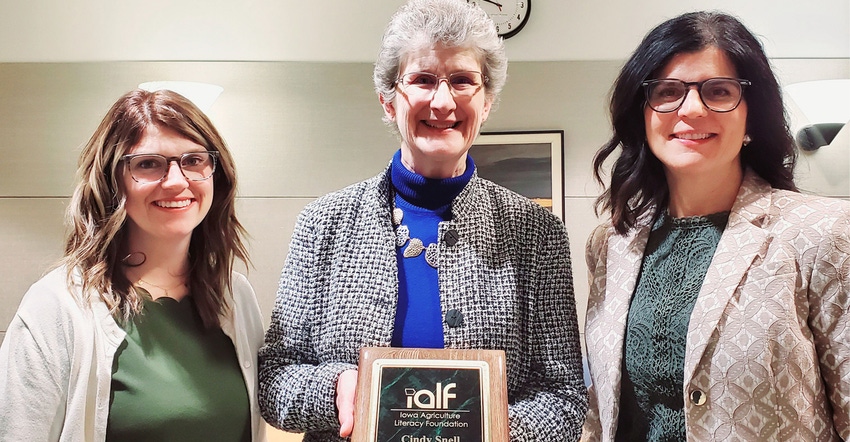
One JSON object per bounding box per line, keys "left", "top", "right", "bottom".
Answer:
{"left": 0, "top": 267, "right": 266, "bottom": 442}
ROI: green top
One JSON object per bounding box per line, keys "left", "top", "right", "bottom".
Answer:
{"left": 106, "top": 292, "right": 251, "bottom": 442}
{"left": 616, "top": 211, "right": 729, "bottom": 442}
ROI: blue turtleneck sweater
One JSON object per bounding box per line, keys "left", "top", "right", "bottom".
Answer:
{"left": 390, "top": 150, "right": 474, "bottom": 348}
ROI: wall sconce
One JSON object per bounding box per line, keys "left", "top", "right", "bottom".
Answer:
{"left": 785, "top": 79, "right": 849, "bottom": 151}
{"left": 796, "top": 122, "right": 845, "bottom": 151}
{"left": 138, "top": 81, "right": 224, "bottom": 113}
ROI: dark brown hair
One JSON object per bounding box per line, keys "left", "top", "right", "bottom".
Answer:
{"left": 62, "top": 89, "right": 249, "bottom": 328}
{"left": 594, "top": 11, "right": 797, "bottom": 234}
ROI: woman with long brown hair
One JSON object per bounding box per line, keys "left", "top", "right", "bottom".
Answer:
{"left": 0, "top": 89, "right": 265, "bottom": 441}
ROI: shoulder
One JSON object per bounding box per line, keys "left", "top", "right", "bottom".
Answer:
{"left": 587, "top": 221, "right": 615, "bottom": 252}
{"left": 766, "top": 190, "right": 850, "bottom": 230}
{"left": 297, "top": 171, "right": 389, "bottom": 226}
{"left": 772, "top": 189, "right": 850, "bottom": 212}
{"left": 585, "top": 212, "right": 655, "bottom": 272}
{"left": 472, "top": 177, "right": 565, "bottom": 230}
{"left": 586, "top": 220, "right": 623, "bottom": 272}
{"left": 229, "top": 272, "right": 256, "bottom": 299}
{"left": 736, "top": 188, "right": 850, "bottom": 258}
{"left": 586, "top": 209, "right": 653, "bottom": 251}
{"left": 739, "top": 170, "right": 850, "bottom": 226}
{"left": 227, "top": 272, "right": 264, "bottom": 331}
{"left": 228, "top": 272, "right": 262, "bottom": 318}
{"left": 8, "top": 267, "right": 98, "bottom": 349}
{"left": 17, "top": 267, "right": 86, "bottom": 319}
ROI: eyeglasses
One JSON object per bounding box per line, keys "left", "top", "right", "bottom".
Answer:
{"left": 642, "top": 77, "right": 751, "bottom": 113}
{"left": 396, "top": 71, "right": 488, "bottom": 98}
{"left": 121, "top": 151, "right": 218, "bottom": 184}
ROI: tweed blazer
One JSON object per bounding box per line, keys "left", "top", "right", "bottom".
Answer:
{"left": 259, "top": 167, "right": 587, "bottom": 442}
{"left": 581, "top": 171, "right": 850, "bottom": 441}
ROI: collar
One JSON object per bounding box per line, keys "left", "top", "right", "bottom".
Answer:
{"left": 390, "top": 150, "right": 475, "bottom": 210}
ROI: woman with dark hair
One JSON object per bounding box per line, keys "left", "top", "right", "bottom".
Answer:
{"left": 583, "top": 11, "right": 850, "bottom": 441}
{"left": 258, "top": 0, "right": 587, "bottom": 440}
{"left": 0, "top": 89, "right": 265, "bottom": 441}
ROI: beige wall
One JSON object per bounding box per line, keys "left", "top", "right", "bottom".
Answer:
{"left": 0, "top": 59, "right": 847, "bottom": 388}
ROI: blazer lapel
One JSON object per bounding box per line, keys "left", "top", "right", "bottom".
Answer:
{"left": 683, "top": 171, "right": 772, "bottom": 382}
{"left": 592, "top": 221, "right": 652, "bottom": 434}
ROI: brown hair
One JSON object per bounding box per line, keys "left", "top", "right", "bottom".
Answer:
{"left": 62, "top": 88, "right": 249, "bottom": 328}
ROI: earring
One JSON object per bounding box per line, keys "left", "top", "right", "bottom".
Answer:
{"left": 743, "top": 135, "right": 752, "bottom": 146}
{"left": 120, "top": 251, "right": 146, "bottom": 267}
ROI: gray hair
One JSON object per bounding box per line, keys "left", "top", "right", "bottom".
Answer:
{"left": 373, "top": 0, "right": 507, "bottom": 112}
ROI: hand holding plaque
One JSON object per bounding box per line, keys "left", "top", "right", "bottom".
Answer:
{"left": 351, "top": 348, "right": 509, "bottom": 442}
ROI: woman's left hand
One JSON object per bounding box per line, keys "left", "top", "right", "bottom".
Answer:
{"left": 336, "top": 369, "right": 359, "bottom": 437}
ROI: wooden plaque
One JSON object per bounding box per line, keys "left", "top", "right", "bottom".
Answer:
{"left": 351, "top": 347, "right": 509, "bottom": 442}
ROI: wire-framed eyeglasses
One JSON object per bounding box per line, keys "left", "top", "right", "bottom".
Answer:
{"left": 396, "top": 71, "right": 488, "bottom": 98}
{"left": 121, "top": 151, "right": 219, "bottom": 184}
{"left": 642, "top": 77, "right": 752, "bottom": 113}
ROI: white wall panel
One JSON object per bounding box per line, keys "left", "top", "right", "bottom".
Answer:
{"left": 0, "top": 0, "right": 846, "bottom": 62}
{"left": 235, "top": 197, "right": 312, "bottom": 323}
{"left": 0, "top": 199, "right": 66, "bottom": 331}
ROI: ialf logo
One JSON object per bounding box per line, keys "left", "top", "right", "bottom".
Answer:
{"left": 405, "top": 383, "right": 457, "bottom": 409}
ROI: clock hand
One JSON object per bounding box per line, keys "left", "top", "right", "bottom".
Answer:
{"left": 481, "top": 0, "right": 503, "bottom": 11}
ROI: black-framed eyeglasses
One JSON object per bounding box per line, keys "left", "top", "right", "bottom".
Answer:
{"left": 121, "top": 151, "right": 218, "bottom": 184}
{"left": 642, "top": 77, "right": 751, "bottom": 113}
{"left": 395, "top": 71, "right": 488, "bottom": 98}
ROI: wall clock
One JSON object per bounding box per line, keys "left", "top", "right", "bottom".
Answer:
{"left": 468, "top": 0, "right": 531, "bottom": 39}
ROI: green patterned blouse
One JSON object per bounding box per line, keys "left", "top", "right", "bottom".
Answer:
{"left": 616, "top": 211, "right": 729, "bottom": 441}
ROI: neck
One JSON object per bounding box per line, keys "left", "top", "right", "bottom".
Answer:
{"left": 123, "top": 234, "right": 191, "bottom": 300}
{"left": 391, "top": 150, "right": 474, "bottom": 210}
{"left": 666, "top": 167, "right": 743, "bottom": 217}
{"left": 400, "top": 149, "right": 466, "bottom": 179}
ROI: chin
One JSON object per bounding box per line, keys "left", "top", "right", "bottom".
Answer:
{"left": 421, "top": 135, "right": 471, "bottom": 151}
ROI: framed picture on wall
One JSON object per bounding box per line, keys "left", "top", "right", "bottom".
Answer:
{"left": 469, "top": 130, "right": 565, "bottom": 221}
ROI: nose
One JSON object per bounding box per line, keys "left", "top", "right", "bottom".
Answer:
{"left": 160, "top": 161, "right": 189, "bottom": 188}
{"left": 678, "top": 87, "right": 708, "bottom": 117}
{"left": 430, "top": 80, "right": 456, "bottom": 113}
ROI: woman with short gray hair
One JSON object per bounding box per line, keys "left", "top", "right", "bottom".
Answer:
{"left": 259, "top": 0, "right": 587, "bottom": 440}
{"left": 373, "top": 0, "right": 508, "bottom": 109}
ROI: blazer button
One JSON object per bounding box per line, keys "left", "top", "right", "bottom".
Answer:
{"left": 689, "top": 389, "right": 707, "bottom": 406}
{"left": 445, "top": 309, "right": 463, "bottom": 327}
{"left": 443, "top": 229, "right": 460, "bottom": 246}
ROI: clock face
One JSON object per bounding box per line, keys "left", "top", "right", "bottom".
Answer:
{"left": 468, "top": 0, "right": 531, "bottom": 39}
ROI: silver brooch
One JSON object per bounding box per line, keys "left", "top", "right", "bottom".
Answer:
{"left": 393, "top": 207, "right": 439, "bottom": 268}
{"left": 396, "top": 225, "right": 410, "bottom": 247}
{"left": 424, "top": 243, "right": 439, "bottom": 268}
{"left": 404, "top": 238, "right": 425, "bottom": 258}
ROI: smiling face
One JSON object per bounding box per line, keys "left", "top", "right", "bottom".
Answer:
{"left": 381, "top": 44, "right": 493, "bottom": 178}
{"left": 122, "top": 125, "right": 214, "bottom": 248}
{"left": 644, "top": 46, "right": 748, "bottom": 183}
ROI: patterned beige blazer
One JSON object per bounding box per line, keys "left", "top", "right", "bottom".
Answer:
{"left": 582, "top": 171, "right": 850, "bottom": 441}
